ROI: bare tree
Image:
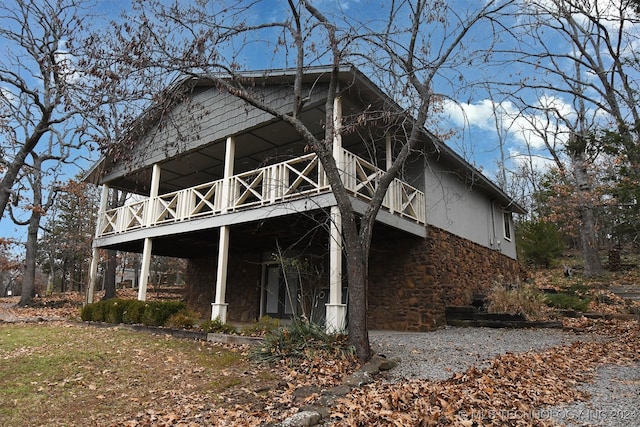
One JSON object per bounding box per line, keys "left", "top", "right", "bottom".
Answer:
{"left": 39, "top": 179, "right": 99, "bottom": 294}
{"left": 501, "top": 0, "right": 640, "bottom": 142}
{"left": 9, "top": 153, "right": 61, "bottom": 305}
{"left": 90, "top": 0, "right": 516, "bottom": 360}
{"left": 489, "top": 0, "right": 640, "bottom": 274}
{"left": 0, "top": 0, "right": 96, "bottom": 222}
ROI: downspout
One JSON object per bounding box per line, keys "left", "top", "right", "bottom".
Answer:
{"left": 490, "top": 199, "right": 498, "bottom": 250}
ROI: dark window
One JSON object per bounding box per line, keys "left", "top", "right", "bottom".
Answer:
{"left": 503, "top": 212, "right": 512, "bottom": 241}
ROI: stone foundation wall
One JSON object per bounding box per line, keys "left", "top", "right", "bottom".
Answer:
{"left": 367, "top": 225, "right": 521, "bottom": 331}
{"left": 183, "top": 225, "right": 521, "bottom": 330}
{"left": 184, "top": 250, "right": 262, "bottom": 322}
{"left": 428, "top": 226, "right": 521, "bottom": 307}
{"left": 368, "top": 237, "right": 443, "bottom": 331}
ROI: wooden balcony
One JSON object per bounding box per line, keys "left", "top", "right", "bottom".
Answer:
{"left": 97, "top": 148, "right": 425, "bottom": 238}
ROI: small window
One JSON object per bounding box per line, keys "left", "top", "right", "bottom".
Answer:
{"left": 503, "top": 212, "right": 512, "bottom": 241}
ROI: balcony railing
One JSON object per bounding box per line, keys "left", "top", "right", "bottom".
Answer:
{"left": 97, "top": 148, "right": 425, "bottom": 237}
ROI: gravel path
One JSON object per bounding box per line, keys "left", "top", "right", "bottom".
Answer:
{"left": 550, "top": 364, "right": 640, "bottom": 427}
{"left": 370, "top": 326, "right": 639, "bottom": 426}
{"left": 370, "top": 326, "right": 603, "bottom": 381}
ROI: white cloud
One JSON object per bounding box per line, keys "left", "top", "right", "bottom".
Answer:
{"left": 0, "top": 86, "right": 18, "bottom": 107}
{"left": 443, "top": 95, "right": 574, "bottom": 151}
{"left": 55, "top": 39, "right": 82, "bottom": 83}
{"left": 509, "top": 146, "right": 557, "bottom": 173}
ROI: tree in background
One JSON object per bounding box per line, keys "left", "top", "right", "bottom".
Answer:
{"left": 38, "top": 179, "right": 98, "bottom": 294}
{"left": 0, "top": 238, "right": 21, "bottom": 297}
{"left": 0, "top": 0, "right": 104, "bottom": 305}
{"left": 0, "top": 0, "right": 96, "bottom": 222}
{"left": 101, "top": 190, "right": 127, "bottom": 300}
{"left": 488, "top": 0, "right": 640, "bottom": 274}
{"left": 600, "top": 128, "right": 640, "bottom": 249}
{"left": 516, "top": 220, "right": 565, "bottom": 268}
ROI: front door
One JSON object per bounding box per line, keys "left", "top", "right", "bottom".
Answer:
{"left": 264, "top": 265, "right": 298, "bottom": 319}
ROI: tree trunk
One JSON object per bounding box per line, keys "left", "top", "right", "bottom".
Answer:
{"left": 101, "top": 249, "right": 117, "bottom": 300}
{"left": 18, "top": 211, "right": 41, "bottom": 306}
{"left": 61, "top": 258, "right": 68, "bottom": 293}
{"left": 345, "top": 242, "right": 371, "bottom": 361}
{"left": 574, "top": 154, "right": 603, "bottom": 276}
{"left": 578, "top": 204, "right": 602, "bottom": 276}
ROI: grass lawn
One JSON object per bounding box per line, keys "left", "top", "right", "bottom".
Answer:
{"left": 0, "top": 322, "right": 281, "bottom": 426}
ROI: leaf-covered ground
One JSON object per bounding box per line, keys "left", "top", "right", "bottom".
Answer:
{"left": 1, "top": 275, "right": 639, "bottom": 426}
{"left": 332, "top": 320, "right": 639, "bottom": 426}
{"left": 0, "top": 320, "right": 356, "bottom": 426}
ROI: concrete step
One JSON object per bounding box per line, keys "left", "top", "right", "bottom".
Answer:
{"left": 608, "top": 287, "right": 640, "bottom": 301}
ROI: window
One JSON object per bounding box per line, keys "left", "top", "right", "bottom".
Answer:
{"left": 503, "top": 212, "right": 512, "bottom": 241}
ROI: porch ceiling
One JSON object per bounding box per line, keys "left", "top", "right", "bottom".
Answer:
{"left": 107, "top": 97, "right": 382, "bottom": 196}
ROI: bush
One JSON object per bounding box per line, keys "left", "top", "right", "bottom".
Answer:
{"left": 80, "top": 303, "right": 93, "bottom": 322}
{"left": 486, "top": 284, "right": 548, "bottom": 320}
{"left": 240, "top": 316, "right": 280, "bottom": 336}
{"left": 105, "top": 299, "right": 128, "bottom": 324}
{"left": 166, "top": 311, "right": 197, "bottom": 329}
{"left": 200, "top": 318, "right": 237, "bottom": 334}
{"left": 81, "top": 299, "right": 187, "bottom": 327}
{"left": 516, "top": 220, "right": 564, "bottom": 267}
{"left": 251, "top": 317, "right": 352, "bottom": 363}
{"left": 140, "top": 301, "right": 187, "bottom": 327}
{"left": 122, "top": 300, "right": 147, "bottom": 324}
{"left": 545, "top": 292, "right": 591, "bottom": 312}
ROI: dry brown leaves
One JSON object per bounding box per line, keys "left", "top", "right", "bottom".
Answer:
{"left": 3, "top": 291, "right": 638, "bottom": 426}
{"left": 331, "top": 320, "right": 639, "bottom": 427}
{"left": 113, "top": 346, "right": 358, "bottom": 426}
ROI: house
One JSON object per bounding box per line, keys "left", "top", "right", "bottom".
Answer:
{"left": 84, "top": 65, "right": 525, "bottom": 332}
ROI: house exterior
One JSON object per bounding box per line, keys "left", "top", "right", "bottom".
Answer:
{"left": 85, "top": 65, "right": 525, "bottom": 332}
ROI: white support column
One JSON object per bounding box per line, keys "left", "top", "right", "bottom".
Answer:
{"left": 211, "top": 137, "right": 235, "bottom": 322}
{"left": 87, "top": 247, "right": 100, "bottom": 304}
{"left": 386, "top": 133, "right": 393, "bottom": 171}
{"left": 137, "top": 237, "right": 153, "bottom": 301}
{"left": 326, "top": 95, "right": 347, "bottom": 333}
{"left": 146, "top": 163, "right": 161, "bottom": 226}
{"left": 87, "top": 184, "right": 110, "bottom": 304}
{"left": 150, "top": 163, "right": 161, "bottom": 196}
{"left": 221, "top": 136, "right": 235, "bottom": 213}
{"left": 326, "top": 206, "right": 346, "bottom": 332}
{"left": 332, "top": 96, "right": 343, "bottom": 171}
{"left": 211, "top": 225, "right": 230, "bottom": 322}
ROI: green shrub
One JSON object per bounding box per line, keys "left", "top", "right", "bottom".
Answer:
{"left": 251, "top": 317, "right": 352, "bottom": 363}
{"left": 105, "top": 299, "right": 129, "bottom": 324}
{"left": 545, "top": 292, "right": 591, "bottom": 312}
{"left": 141, "top": 301, "right": 187, "bottom": 327}
{"left": 81, "top": 299, "right": 110, "bottom": 322}
{"left": 200, "top": 318, "right": 237, "bottom": 334}
{"left": 240, "top": 316, "right": 280, "bottom": 336}
{"left": 122, "top": 300, "right": 146, "bottom": 324}
{"left": 166, "top": 311, "right": 197, "bottom": 329}
{"left": 80, "top": 303, "right": 93, "bottom": 322}
{"left": 516, "top": 220, "right": 564, "bottom": 267}
{"left": 81, "top": 299, "right": 187, "bottom": 327}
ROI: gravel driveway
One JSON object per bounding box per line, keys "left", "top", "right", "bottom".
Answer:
{"left": 370, "top": 327, "right": 639, "bottom": 427}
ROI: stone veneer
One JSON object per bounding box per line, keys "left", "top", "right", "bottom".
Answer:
{"left": 184, "top": 249, "right": 262, "bottom": 322}
{"left": 367, "top": 225, "right": 521, "bottom": 331}
{"left": 184, "top": 225, "right": 521, "bottom": 331}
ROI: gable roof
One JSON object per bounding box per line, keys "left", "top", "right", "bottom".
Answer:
{"left": 84, "top": 65, "right": 525, "bottom": 214}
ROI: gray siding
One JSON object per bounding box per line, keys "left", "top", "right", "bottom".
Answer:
{"left": 105, "top": 82, "right": 328, "bottom": 180}
{"left": 423, "top": 159, "right": 517, "bottom": 259}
